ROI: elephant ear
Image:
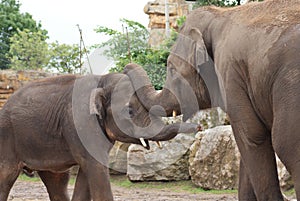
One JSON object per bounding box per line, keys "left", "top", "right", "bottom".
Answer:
{"left": 189, "top": 28, "right": 210, "bottom": 67}
{"left": 189, "top": 27, "right": 225, "bottom": 110}
{"left": 72, "top": 75, "right": 113, "bottom": 166}
{"left": 89, "top": 88, "right": 105, "bottom": 119}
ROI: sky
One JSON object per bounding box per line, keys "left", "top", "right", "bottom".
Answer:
{"left": 19, "top": 0, "right": 150, "bottom": 46}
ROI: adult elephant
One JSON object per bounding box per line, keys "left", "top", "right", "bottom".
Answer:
{"left": 124, "top": 0, "right": 300, "bottom": 200}
{"left": 0, "top": 73, "right": 200, "bottom": 201}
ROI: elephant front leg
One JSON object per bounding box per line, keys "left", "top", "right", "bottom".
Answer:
{"left": 233, "top": 129, "right": 283, "bottom": 201}
{"left": 226, "top": 84, "right": 284, "bottom": 201}
{"left": 239, "top": 160, "right": 257, "bottom": 201}
{"left": 71, "top": 167, "right": 91, "bottom": 201}
{"left": 81, "top": 161, "right": 114, "bottom": 201}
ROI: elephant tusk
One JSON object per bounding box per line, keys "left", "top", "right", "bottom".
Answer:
{"left": 140, "top": 138, "right": 147, "bottom": 148}
{"left": 156, "top": 141, "right": 163, "bottom": 149}
{"left": 172, "top": 110, "right": 177, "bottom": 117}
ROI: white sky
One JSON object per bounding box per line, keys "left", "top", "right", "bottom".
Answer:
{"left": 19, "top": 0, "right": 150, "bottom": 46}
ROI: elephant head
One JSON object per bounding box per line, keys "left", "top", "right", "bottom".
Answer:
{"left": 73, "top": 73, "right": 200, "bottom": 156}
{"left": 124, "top": 21, "right": 224, "bottom": 121}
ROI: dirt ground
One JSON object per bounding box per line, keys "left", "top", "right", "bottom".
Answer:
{"left": 9, "top": 179, "right": 238, "bottom": 201}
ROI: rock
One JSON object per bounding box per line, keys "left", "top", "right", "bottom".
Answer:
{"left": 144, "top": 0, "right": 191, "bottom": 47}
{"left": 189, "top": 125, "right": 240, "bottom": 190}
{"left": 189, "top": 125, "right": 294, "bottom": 191}
{"left": 127, "top": 133, "right": 195, "bottom": 181}
{"left": 187, "top": 107, "right": 229, "bottom": 129}
{"left": 277, "top": 156, "right": 294, "bottom": 191}
{"left": 0, "top": 70, "right": 58, "bottom": 109}
{"left": 109, "top": 142, "right": 130, "bottom": 174}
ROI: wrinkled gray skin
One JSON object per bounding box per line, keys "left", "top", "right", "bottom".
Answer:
{"left": 0, "top": 73, "right": 199, "bottom": 201}
{"left": 125, "top": 1, "right": 300, "bottom": 201}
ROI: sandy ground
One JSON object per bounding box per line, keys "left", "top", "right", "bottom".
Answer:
{"left": 9, "top": 179, "right": 238, "bottom": 201}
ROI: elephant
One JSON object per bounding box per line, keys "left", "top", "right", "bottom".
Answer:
{"left": 124, "top": 1, "right": 300, "bottom": 200}
{"left": 0, "top": 73, "right": 200, "bottom": 201}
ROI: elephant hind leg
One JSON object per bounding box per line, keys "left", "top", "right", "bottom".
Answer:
{"left": 0, "top": 163, "right": 20, "bottom": 201}
{"left": 38, "top": 171, "right": 70, "bottom": 201}
{"left": 0, "top": 125, "right": 20, "bottom": 201}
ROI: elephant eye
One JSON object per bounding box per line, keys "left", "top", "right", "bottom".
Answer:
{"left": 128, "top": 106, "right": 134, "bottom": 117}
{"left": 122, "top": 105, "right": 134, "bottom": 119}
{"left": 169, "top": 67, "right": 177, "bottom": 77}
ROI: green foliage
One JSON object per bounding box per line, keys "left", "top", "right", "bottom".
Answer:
{"left": 95, "top": 18, "right": 181, "bottom": 90}
{"left": 7, "top": 29, "right": 49, "bottom": 70}
{"left": 95, "top": 18, "right": 149, "bottom": 64}
{"left": 47, "top": 41, "right": 82, "bottom": 74}
{"left": 0, "top": 0, "right": 48, "bottom": 69}
{"left": 7, "top": 30, "right": 82, "bottom": 73}
{"left": 176, "top": 16, "right": 186, "bottom": 29}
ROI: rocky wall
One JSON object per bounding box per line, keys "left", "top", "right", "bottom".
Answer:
{"left": 0, "top": 70, "right": 57, "bottom": 109}
{"left": 144, "top": 0, "right": 194, "bottom": 46}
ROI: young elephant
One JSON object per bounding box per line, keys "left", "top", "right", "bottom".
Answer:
{"left": 0, "top": 73, "right": 200, "bottom": 201}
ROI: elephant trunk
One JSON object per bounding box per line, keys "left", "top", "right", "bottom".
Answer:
{"left": 124, "top": 63, "right": 181, "bottom": 117}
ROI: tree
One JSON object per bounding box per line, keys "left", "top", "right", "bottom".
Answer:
{"left": 47, "top": 41, "right": 82, "bottom": 74}
{"left": 0, "top": 0, "right": 47, "bottom": 69}
{"left": 95, "top": 19, "right": 149, "bottom": 71}
{"left": 7, "top": 30, "right": 82, "bottom": 73}
{"left": 95, "top": 18, "right": 170, "bottom": 90}
{"left": 7, "top": 29, "right": 49, "bottom": 70}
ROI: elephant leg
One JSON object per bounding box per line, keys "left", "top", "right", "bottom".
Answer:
{"left": 239, "top": 160, "right": 257, "bottom": 201}
{"left": 272, "top": 88, "right": 300, "bottom": 200}
{"left": 0, "top": 127, "right": 20, "bottom": 201}
{"left": 71, "top": 167, "right": 91, "bottom": 201}
{"left": 81, "top": 161, "right": 113, "bottom": 201}
{"left": 38, "top": 171, "right": 70, "bottom": 201}
{"left": 0, "top": 162, "right": 20, "bottom": 201}
{"left": 227, "top": 85, "right": 283, "bottom": 201}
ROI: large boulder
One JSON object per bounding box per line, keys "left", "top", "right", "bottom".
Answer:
{"left": 109, "top": 142, "right": 130, "bottom": 174}
{"left": 189, "top": 125, "right": 293, "bottom": 191}
{"left": 189, "top": 125, "right": 240, "bottom": 190}
{"left": 277, "top": 156, "right": 294, "bottom": 191}
{"left": 127, "top": 133, "right": 195, "bottom": 181}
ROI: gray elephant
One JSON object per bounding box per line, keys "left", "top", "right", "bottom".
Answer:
{"left": 124, "top": 1, "right": 300, "bottom": 200}
{"left": 0, "top": 73, "right": 200, "bottom": 201}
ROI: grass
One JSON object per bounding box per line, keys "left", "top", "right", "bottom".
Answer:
{"left": 18, "top": 173, "right": 76, "bottom": 185}
{"left": 109, "top": 175, "right": 237, "bottom": 195}
{"left": 18, "top": 173, "right": 41, "bottom": 182}
{"left": 18, "top": 173, "right": 237, "bottom": 195}
{"left": 285, "top": 188, "right": 296, "bottom": 197}
{"left": 18, "top": 173, "right": 296, "bottom": 198}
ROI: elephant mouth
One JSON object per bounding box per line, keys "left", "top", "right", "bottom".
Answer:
{"left": 139, "top": 138, "right": 151, "bottom": 150}
{"left": 138, "top": 138, "right": 163, "bottom": 150}
{"left": 136, "top": 121, "right": 202, "bottom": 150}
